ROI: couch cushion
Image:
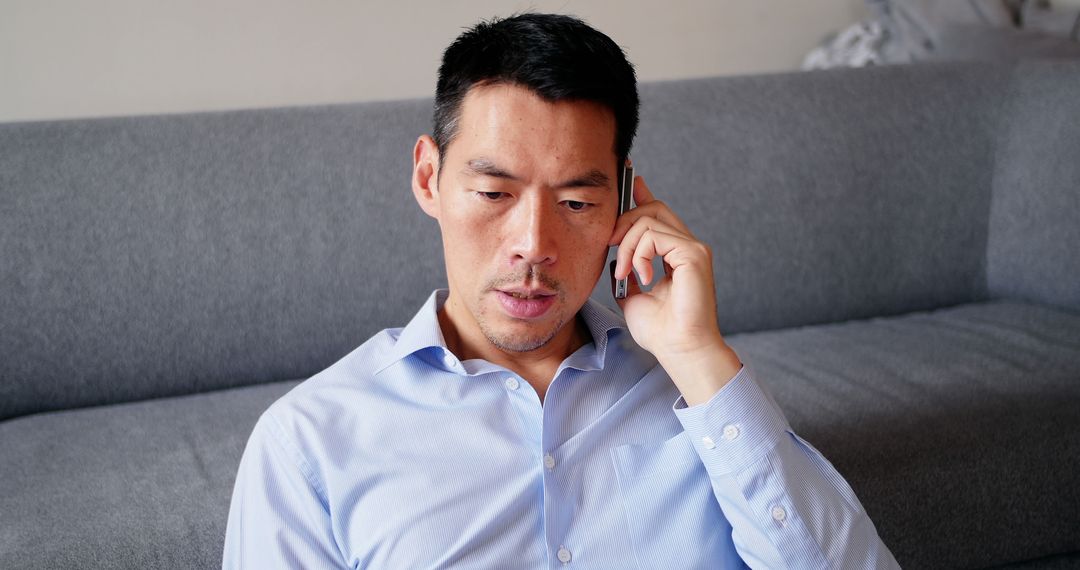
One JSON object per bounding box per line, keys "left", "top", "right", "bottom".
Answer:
{"left": 726, "top": 300, "right": 1080, "bottom": 569}
{"left": 0, "top": 380, "right": 297, "bottom": 569}
{"left": 991, "top": 552, "right": 1080, "bottom": 569}
{"left": 2, "top": 301, "right": 1077, "bottom": 568}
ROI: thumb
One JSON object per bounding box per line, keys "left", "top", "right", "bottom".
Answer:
{"left": 609, "top": 259, "right": 642, "bottom": 312}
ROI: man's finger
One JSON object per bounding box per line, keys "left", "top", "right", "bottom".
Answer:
{"left": 630, "top": 177, "right": 695, "bottom": 237}
{"left": 629, "top": 227, "right": 711, "bottom": 286}
{"left": 609, "top": 190, "right": 695, "bottom": 247}
{"left": 609, "top": 202, "right": 693, "bottom": 246}
{"left": 613, "top": 215, "right": 687, "bottom": 280}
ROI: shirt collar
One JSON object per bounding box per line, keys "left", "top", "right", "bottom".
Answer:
{"left": 374, "top": 289, "right": 628, "bottom": 375}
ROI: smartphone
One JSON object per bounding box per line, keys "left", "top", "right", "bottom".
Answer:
{"left": 614, "top": 162, "right": 635, "bottom": 299}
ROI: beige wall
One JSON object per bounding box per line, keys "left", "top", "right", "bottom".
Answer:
{"left": 0, "top": 1, "right": 866, "bottom": 122}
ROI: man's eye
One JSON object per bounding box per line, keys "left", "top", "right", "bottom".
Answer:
{"left": 478, "top": 192, "right": 505, "bottom": 201}
{"left": 564, "top": 200, "right": 591, "bottom": 211}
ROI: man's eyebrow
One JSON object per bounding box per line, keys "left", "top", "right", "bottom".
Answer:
{"left": 463, "top": 158, "right": 519, "bottom": 181}
{"left": 463, "top": 158, "right": 611, "bottom": 189}
{"left": 557, "top": 170, "right": 610, "bottom": 189}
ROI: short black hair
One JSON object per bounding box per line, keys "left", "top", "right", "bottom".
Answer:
{"left": 433, "top": 13, "right": 639, "bottom": 166}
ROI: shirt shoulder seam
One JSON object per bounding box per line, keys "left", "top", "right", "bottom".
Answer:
{"left": 263, "top": 410, "right": 331, "bottom": 501}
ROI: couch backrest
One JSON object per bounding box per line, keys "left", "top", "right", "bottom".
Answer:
{"left": 2, "top": 61, "right": 1076, "bottom": 420}
{"left": 617, "top": 62, "right": 1009, "bottom": 333}
{"left": 985, "top": 61, "right": 1080, "bottom": 311}
{"left": 0, "top": 101, "right": 443, "bottom": 420}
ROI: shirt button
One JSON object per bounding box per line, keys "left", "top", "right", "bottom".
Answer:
{"left": 701, "top": 436, "right": 716, "bottom": 449}
{"left": 772, "top": 505, "right": 787, "bottom": 523}
{"left": 723, "top": 424, "right": 741, "bottom": 441}
{"left": 543, "top": 453, "right": 556, "bottom": 470}
{"left": 442, "top": 353, "right": 457, "bottom": 368}
{"left": 556, "top": 547, "right": 572, "bottom": 563}
{"left": 504, "top": 377, "right": 520, "bottom": 390}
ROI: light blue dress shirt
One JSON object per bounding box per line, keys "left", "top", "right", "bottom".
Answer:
{"left": 224, "top": 289, "right": 899, "bottom": 569}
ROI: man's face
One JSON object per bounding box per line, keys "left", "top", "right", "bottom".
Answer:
{"left": 419, "top": 83, "right": 619, "bottom": 353}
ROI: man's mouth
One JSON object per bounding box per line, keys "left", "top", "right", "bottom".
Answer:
{"left": 495, "top": 288, "right": 557, "bottom": 319}
{"left": 497, "top": 286, "right": 557, "bottom": 299}
{"left": 503, "top": 291, "right": 552, "bottom": 300}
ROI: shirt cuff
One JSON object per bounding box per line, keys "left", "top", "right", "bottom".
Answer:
{"left": 672, "top": 365, "right": 792, "bottom": 476}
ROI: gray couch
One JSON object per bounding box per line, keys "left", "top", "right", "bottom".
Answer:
{"left": 2, "top": 60, "right": 1079, "bottom": 569}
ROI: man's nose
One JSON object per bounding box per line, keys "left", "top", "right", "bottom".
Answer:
{"left": 508, "top": 195, "right": 558, "bottom": 267}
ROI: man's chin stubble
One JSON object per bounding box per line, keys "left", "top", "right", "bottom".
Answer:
{"left": 478, "top": 311, "right": 568, "bottom": 353}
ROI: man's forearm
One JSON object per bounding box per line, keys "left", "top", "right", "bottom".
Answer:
{"left": 657, "top": 339, "right": 743, "bottom": 407}
{"left": 673, "top": 366, "right": 901, "bottom": 568}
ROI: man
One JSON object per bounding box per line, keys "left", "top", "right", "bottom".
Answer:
{"left": 224, "top": 13, "right": 899, "bottom": 568}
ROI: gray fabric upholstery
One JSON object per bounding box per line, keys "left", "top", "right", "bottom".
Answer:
{"left": 987, "top": 61, "right": 1080, "bottom": 312}
{"left": 726, "top": 300, "right": 1080, "bottom": 569}
{"left": 0, "top": 101, "right": 443, "bottom": 420}
{"left": 0, "top": 380, "right": 297, "bottom": 569}
{"left": 992, "top": 553, "right": 1080, "bottom": 570}
{"left": 2, "top": 301, "right": 1076, "bottom": 569}
{"left": 620, "top": 62, "right": 1006, "bottom": 332}
{"left": 5, "top": 61, "right": 1079, "bottom": 421}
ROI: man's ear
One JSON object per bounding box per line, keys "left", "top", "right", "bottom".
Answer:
{"left": 412, "top": 135, "right": 441, "bottom": 220}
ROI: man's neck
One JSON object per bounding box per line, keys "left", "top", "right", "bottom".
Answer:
{"left": 436, "top": 298, "right": 592, "bottom": 403}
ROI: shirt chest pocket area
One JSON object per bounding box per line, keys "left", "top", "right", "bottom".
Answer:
{"left": 610, "top": 431, "right": 742, "bottom": 569}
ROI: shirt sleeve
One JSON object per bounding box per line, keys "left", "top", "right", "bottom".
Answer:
{"left": 222, "top": 411, "right": 348, "bottom": 569}
{"left": 672, "top": 365, "right": 900, "bottom": 569}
